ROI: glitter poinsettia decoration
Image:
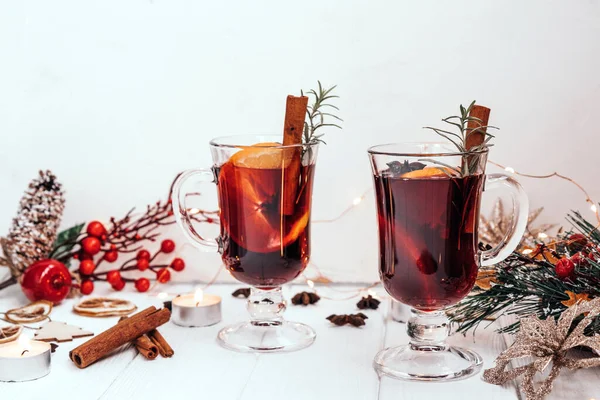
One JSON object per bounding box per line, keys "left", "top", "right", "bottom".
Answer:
{"left": 479, "top": 199, "right": 558, "bottom": 251}
{"left": 484, "top": 298, "right": 600, "bottom": 400}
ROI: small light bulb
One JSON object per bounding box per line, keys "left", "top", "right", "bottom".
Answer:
{"left": 367, "top": 289, "right": 377, "bottom": 297}
{"left": 188, "top": 208, "right": 200, "bottom": 215}
{"left": 307, "top": 279, "right": 314, "bottom": 289}
{"left": 353, "top": 197, "right": 362, "bottom": 206}
{"left": 505, "top": 167, "right": 515, "bottom": 174}
{"left": 522, "top": 249, "right": 533, "bottom": 255}
{"left": 591, "top": 204, "right": 598, "bottom": 213}
{"left": 538, "top": 232, "right": 548, "bottom": 239}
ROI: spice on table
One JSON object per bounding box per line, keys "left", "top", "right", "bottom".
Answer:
{"left": 356, "top": 295, "right": 380, "bottom": 310}
{"left": 291, "top": 291, "right": 320, "bottom": 306}
{"left": 327, "top": 313, "right": 368, "bottom": 327}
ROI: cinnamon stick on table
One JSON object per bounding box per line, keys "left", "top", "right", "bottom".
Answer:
{"left": 119, "top": 316, "right": 159, "bottom": 360}
{"left": 70, "top": 306, "right": 170, "bottom": 369}
{"left": 148, "top": 329, "right": 174, "bottom": 358}
{"left": 282, "top": 95, "right": 308, "bottom": 215}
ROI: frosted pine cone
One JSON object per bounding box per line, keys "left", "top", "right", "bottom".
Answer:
{"left": 3, "top": 170, "right": 65, "bottom": 274}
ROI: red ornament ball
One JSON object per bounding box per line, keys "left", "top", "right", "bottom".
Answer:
{"left": 79, "top": 259, "right": 96, "bottom": 275}
{"left": 86, "top": 221, "right": 107, "bottom": 238}
{"left": 106, "top": 270, "right": 122, "bottom": 285}
{"left": 81, "top": 237, "right": 101, "bottom": 255}
{"left": 21, "top": 259, "right": 72, "bottom": 304}
{"left": 136, "top": 258, "right": 149, "bottom": 271}
{"left": 135, "top": 278, "right": 150, "bottom": 293}
{"left": 137, "top": 249, "right": 150, "bottom": 260}
{"left": 103, "top": 251, "right": 118, "bottom": 263}
{"left": 571, "top": 252, "right": 587, "bottom": 266}
{"left": 80, "top": 280, "right": 94, "bottom": 295}
{"left": 111, "top": 279, "right": 126, "bottom": 291}
{"left": 170, "top": 258, "right": 185, "bottom": 272}
{"left": 160, "top": 239, "right": 175, "bottom": 254}
{"left": 156, "top": 268, "right": 171, "bottom": 283}
{"left": 556, "top": 258, "right": 575, "bottom": 280}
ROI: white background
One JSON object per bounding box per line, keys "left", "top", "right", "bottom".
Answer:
{"left": 1, "top": 0, "right": 599, "bottom": 283}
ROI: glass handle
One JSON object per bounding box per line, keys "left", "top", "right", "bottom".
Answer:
{"left": 171, "top": 169, "right": 221, "bottom": 252}
{"left": 480, "top": 173, "right": 529, "bottom": 266}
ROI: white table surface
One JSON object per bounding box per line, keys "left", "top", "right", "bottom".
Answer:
{"left": 0, "top": 282, "right": 598, "bottom": 400}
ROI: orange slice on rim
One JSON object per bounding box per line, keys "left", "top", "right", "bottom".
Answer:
{"left": 401, "top": 166, "right": 455, "bottom": 179}
{"left": 230, "top": 142, "right": 293, "bottom": 169}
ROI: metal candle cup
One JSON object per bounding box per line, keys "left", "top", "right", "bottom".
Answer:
{"left": 172, "top": 290, "right": 222, "bottom": 327}
{"left": 0, "top": 336, "right": 51, "bottom": 382}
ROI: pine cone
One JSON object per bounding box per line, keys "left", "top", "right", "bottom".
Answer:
{"left": 3, "top": 171, "right": 65, "bottom": 275}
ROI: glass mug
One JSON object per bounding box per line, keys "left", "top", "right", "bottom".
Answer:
{"left": 172, "top": 135, "right": 318, "bottom": 353}
{"left": 368, "top": 143, "right": 528, "bottom": 382}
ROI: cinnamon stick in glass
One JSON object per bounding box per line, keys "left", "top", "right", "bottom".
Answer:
{"left": 70, "top": 306, "right": 170, "bottom": 369}
{"left": 282, "top": 95, "right": 308, "bottom": 215}
{"left": 465, "top": 105, "right": 491, "bottom": 150}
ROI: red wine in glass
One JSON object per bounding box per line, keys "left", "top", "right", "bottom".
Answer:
{"left": 217, "top": 161, "right": 315, "bottom": 287}
{"left": 374, "top": 172, "right": 484, "bottom": 311}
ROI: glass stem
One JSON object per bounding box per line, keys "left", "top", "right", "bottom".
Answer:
{"left": 247, "top": 287, "right": 286, "bottom": 326}
{"left": 407, "top": 309, "right": 450, "bottom": 350}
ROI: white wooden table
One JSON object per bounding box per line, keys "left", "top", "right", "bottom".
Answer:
{"left": 0, "top": 283, "right": 598, "bottom": 400}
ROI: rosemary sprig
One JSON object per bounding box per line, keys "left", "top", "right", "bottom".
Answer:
{"left": 423, "top": 100, "right": 498, "bottom": 176}
{"left": 301, "top": 81, "right": 342, "bottom": 146}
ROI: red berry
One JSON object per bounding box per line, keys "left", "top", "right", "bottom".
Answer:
{"left": 156, "top": 268, "right": 171, "bottom": 283}
{"left": 110, "top": 244, "right": 117, "bottom": 250}
{"left": 107, "top": 270, "right": 122, "bottom": 285}
{"left": 111, "top": 279, "right": 125, "bottom": 291}
{"left": 170, "top": 258, "right": 185, "bottom": 272}
{"left": 137, "top": 250, "right": 151, "bottom": 260}
{"left": 556, "top": 258, "right": 575, "bottom": 280}
{"left": 79, "top": 259, "right": 96, "bottom": 275}
{"left": 103, "top": 251, "right": 118, "bottom": 263}
{"left": 86, "top": 221, "right": 107, "bottom": 238}
{"left": 137, "top": 258, "right": 149, "bottom": 271}
{"left": 571, "top": 252, "right": 587, "bottom": 266}
{"left": 80, "top": 280, "right": 94, "bottom": 295}
{"left": 81, "top": 237, "right": 101, "bottom": 255}
{"left": 568, "top": 233, "right": 588, "bottom": 253}
{"left": 160, "top": 239, "right": 175, "bottom": 254}
{"left": 135, "top": 278, "right": 150, "bottom": 293}
{"left": 73, "top": 253, "right": 79, "bottom": 260}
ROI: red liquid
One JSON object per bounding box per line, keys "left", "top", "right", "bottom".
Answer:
{"left": 217, "top": 161, "right": 314, "bottom": 287}
{"left": 374, "top": 173, "right": 484, "bottom": 311}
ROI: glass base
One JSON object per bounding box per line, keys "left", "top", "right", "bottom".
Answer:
{"left": 373, "top": 344, "right": 483, "bottom": 382}
{"left": 217, "top": 320, "right": 316, "bottom": 353}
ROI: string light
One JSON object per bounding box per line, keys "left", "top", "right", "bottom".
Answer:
{"left": 505, "top": 167, "right": 515, "bottom": 174}
{"left": 352, "top": 197, "right": 363, "bottom": 206}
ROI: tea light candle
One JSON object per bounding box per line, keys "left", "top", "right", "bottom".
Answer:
{"left": 0, "top": 334, "right": 51, "bottom": 382}
{"left": 172, "top": 289, "right": 222, "bottom": 327}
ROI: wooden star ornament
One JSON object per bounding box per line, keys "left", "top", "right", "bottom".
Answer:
{"left": 34, "top": 321, "right": 94, "bottom": 342}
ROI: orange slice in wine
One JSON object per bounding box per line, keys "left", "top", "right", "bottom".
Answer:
{"left": 218, "top": 152, "right": 308, "bottom": 253}
{"left": 401, "top": 166, "right": 454, "bottom": 179}
{"left": 230, "top": 142, "right": 293, "bottom": 169}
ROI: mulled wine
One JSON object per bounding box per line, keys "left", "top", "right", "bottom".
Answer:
{"left": 216, "top": 148, "right": 315, "bottom": 288}
{"left": 374, "top": 168, "right": 484, "bottom": 311}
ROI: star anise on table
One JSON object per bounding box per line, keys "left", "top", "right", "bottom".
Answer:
{"left": 232, "top": 288, "right": 251, "bottom": 298}
{"left": 327, "top": 313, "right": 368, "bottom": 327}
{"left": 357, "top": 295, "right": 380, "bottom": 310}
{"left": 291, "top": 291, "right": 320, "bottom": 305}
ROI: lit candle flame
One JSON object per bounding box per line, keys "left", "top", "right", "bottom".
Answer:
{"left": 194, "top": 288, "right": 204, "bottom": 307}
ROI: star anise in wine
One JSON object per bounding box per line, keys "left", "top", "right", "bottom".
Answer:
{"left": 291, "top": 291, "right": 321, "bottom": 306}
{"left": 356, "top": 295, "right": 380, "bottom": 310}
{"left": 326, "top": 313, "right": 368, "bottom": 327}
{"left": 386, "top": 161, "right": 426, "bottom": 176}
{"left": 232, "top": 288, "right": 251, "bottom": 298}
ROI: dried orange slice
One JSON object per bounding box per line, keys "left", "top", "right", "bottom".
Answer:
{"left": 230, "top": 142, "right": 292, "bottom": 169}
{"left": 401, "top": 166, "right": 454, "bottom": 179}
